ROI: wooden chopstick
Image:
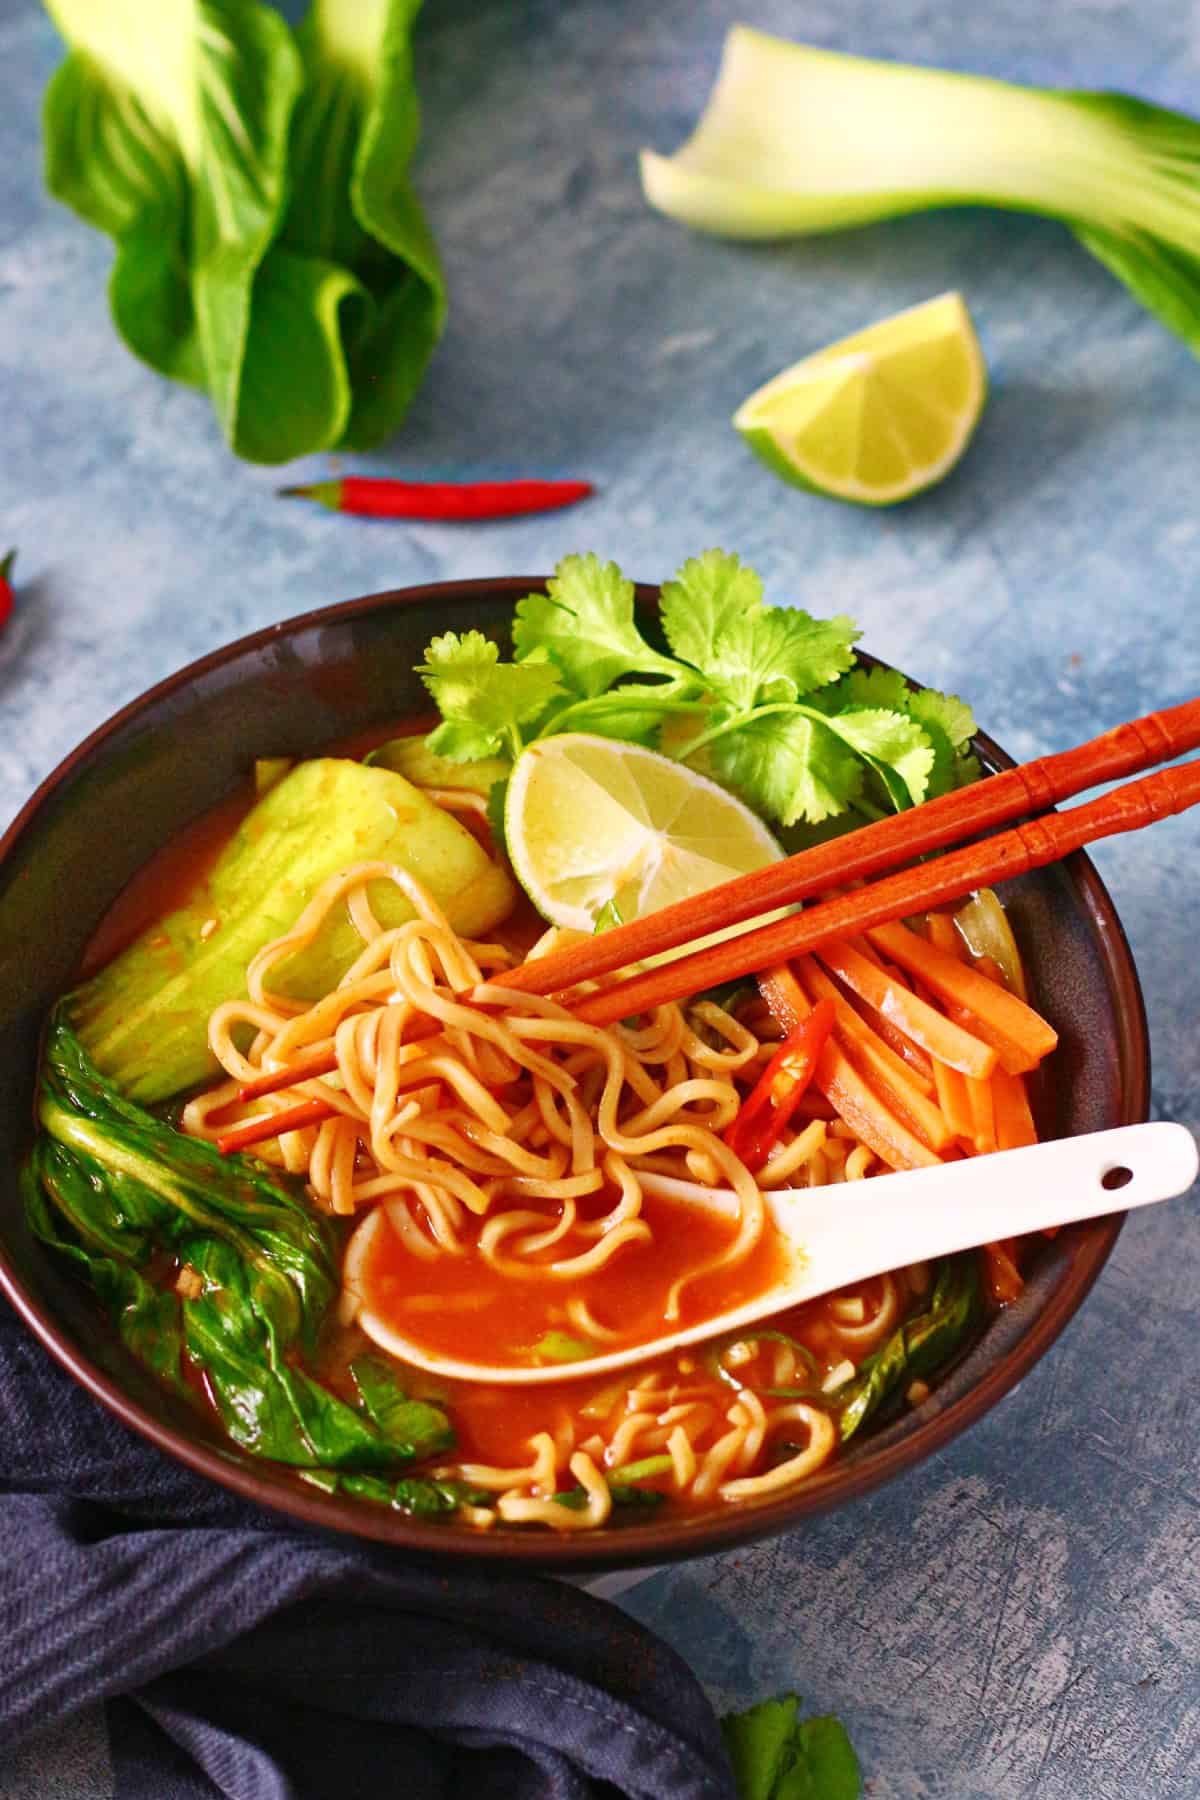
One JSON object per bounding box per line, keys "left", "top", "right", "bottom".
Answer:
{"left": 492, "top": 697, "right": 1200, "bottom": 1004}
{"left": 570, "top": 758, "right": 1200, "bottom": 1027}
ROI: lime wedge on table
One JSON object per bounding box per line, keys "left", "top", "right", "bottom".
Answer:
{"left": 734, "top": 291, "right": 987, "bottom": 505}
{"left": 505, "top": 734, "right": 782, "bottom": 933}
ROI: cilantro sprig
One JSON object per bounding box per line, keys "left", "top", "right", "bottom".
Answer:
{"left": 416, "top": 549, "right": 977, "bottom": 832}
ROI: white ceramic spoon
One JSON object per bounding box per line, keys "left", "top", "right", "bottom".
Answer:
{"left": 356, "top": 1122, "right": 1197, "bottom": 1385}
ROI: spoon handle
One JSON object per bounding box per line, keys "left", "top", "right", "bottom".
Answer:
{"left": 770, "top": 1121, "right": 1197, "bottom": 1305}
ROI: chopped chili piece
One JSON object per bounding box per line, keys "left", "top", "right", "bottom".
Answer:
{"left": 278, "top": 476, "right": 592, "bottom": 521}
{"left": 725, "top": 997, "right": 837, "bottom": 1173}
{"left": 0, "top": 549, "right": 15, "bottom": 631}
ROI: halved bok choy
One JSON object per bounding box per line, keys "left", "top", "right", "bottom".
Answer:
{"left": 641, "top": 27, "right": 1200, "bottom": 355}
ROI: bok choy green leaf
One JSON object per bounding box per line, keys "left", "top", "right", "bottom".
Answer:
{"left": 41, "top": 0, "right": 446, "bottom": 462}
{"left": 835, "top": 1255, "right": 982, "bottom": 1442}
{"left": 25, "top": 1010, "right": 455, "bottom": 1473}
{"left": 641, "top": 26, "right": 1200, "bottom": 356}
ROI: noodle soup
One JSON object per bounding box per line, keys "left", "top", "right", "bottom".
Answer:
{"left": 27, "top": 727, "right": 1054, "bottom": 1535}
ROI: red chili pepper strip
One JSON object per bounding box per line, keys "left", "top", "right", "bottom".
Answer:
{"left": 278, "top": 477, "right": 593, "bottom": 521}
{"left": 0, "top": 549, "right": 15, "bottom": 631}
{"left": 724, "top": 998, "right": 837, "bottom": 1174}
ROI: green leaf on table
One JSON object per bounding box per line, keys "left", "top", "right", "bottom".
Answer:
{"left": 722, "top": 1695, "right": 861, "bottom": 1800}
{"left": 418, "top": 630, "right": 565, "bottom": 761}
{"left": 513, "top": 554, "right": 673, "bottom": 697}
{"left": 722, "top": 1696, "right": 801, "bottom": 1800}
{"left": 711, "top": 711, "right": 863, "bottom": 827}
{"left": 775, "top": 1716, "right": 862, "bottom": 1800}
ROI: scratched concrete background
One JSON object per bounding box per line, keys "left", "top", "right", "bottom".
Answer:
{"left": 3, "top": 0, "right": 1200, "bottom": 1794}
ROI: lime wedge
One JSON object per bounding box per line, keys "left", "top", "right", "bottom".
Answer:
{"left": 734, "top": 291, "right": 987, "bottom": 506}
{"left": 505, "top": 734, "right": 782, "bottom": 932}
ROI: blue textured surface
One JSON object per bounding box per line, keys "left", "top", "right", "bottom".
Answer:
{"left": 3, "top": 1, "right": 1200, "bottom": 1795}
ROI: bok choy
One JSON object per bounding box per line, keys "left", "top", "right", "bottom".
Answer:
{"left": 25, "top": 1010, "right": 471, "bottom": 1510}
{"left": 41, "top": 0, "right": 445, "bottom": 462}
{"left": 834, "top": 1255, "right": 981, "bottom": 1442}
{"left": 71, "top": 757, "right": 515, "bottom": 1106}
{"left": 641, "top": 27, "right": 1200, "bottom": 356}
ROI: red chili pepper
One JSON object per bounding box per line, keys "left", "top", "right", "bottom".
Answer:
{"left": 0, "top": 549, "right": 15, "bottom": 631}
{"left": 278, "top": 476, "right": 592, "bottom": 521}
{"left": 725, "top": 997, "right": 837, "bottom": 1173}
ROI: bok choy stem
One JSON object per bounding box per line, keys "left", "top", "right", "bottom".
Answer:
{"left": 642, "top": 27, "right": 1200, "bottom": 355}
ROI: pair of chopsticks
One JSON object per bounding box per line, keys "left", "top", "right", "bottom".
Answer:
{"left": 216, "top": 697, "right": 1200, "bottom": 1155}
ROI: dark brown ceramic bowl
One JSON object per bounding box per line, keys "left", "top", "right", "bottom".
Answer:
{"left": 0, "top": 579, "right": 1148, "bottom": 1571}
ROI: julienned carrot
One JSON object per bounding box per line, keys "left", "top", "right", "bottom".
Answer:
{"left": 817, "top": 939, "right": 997, "bottom": 1080}
{"left": 758, "top": 965, "right": 941, "bottom": 1171}
{"left": 216, "top": 1098, "right": 331, "bottom": 1156}
{"left": 839, "top": 936, "right": 935, "bottom": 1080}
{"left": 279, "top": 476, "right": 593, "bottom": 521}
{"left": 798, "top": 957, "right": 934, "bottom": 1096}
{"left": 983, "top": 1240, "right": 1024, "bottom": 1305}
{"left": 992, "top": 1067, "right": 1038, "bottom": 1150}
{"left": 925, "top": 912, "right": 1025, "bottom": 1156}
{"left": 965, "top": 1075, "right": 998, "bottom": 1155}
{"left": 923, "top": 913, "right": 960, "bottom": 959}
{"left": 865, "top": 920, "right": 1058, "bottom": 1075}
{"left": 931, "top": 1058, "right": 974, "bottom": 1145}
{"left": 795, "top": 958, "right": 953, "bottom": 1152}
{"left": 913, "top": 923, "right": 979, "bottom": 1143}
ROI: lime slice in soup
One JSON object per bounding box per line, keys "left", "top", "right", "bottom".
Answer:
{"left": 734, "top": 290, "right": 987, "bottom": 505}
{"left": 505, "top": 732, "right": 782, "bottom": 932}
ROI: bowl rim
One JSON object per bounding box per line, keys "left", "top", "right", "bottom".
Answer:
{"left": 0, "top": 576, "right": 1150, "bottom": 1571}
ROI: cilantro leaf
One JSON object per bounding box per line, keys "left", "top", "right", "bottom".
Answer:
{"left": 417, "top": 631, "right": 563, "bottom": 761}
{"left": 904, "top": 687, "right": 978, "bottom": 798}
{"left": 706, "top": 609, "right": 860, "bottom": 711}
{"left": 904, "top": 686, "right": 976, "bottom": 752}
{"left": 834, "top": 666, "right": 911, "bottom": 713}
{"left": 659, "top": 548, "right": 766, "bottom": 671}
{"left": 722, "top": 1695, "right": 801, "bottom": 1800}
{"left": 711, "top": 711, "right": 863, "bottom": 827}
{"left": 512, "top": 553, "right": 671, "bottom": 697}
{"left": 816, "top": 706, "right": 935, "bottom": 809}
{"left": 829, "top": 671, "right": 976, "bottom": 800}
{"left": 545, "top": 684, "right": 675, "bottom": 748}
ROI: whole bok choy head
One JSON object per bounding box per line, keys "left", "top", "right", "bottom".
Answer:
{"left": 40, "top": 0, "right": 446, "bottom": 462}
{"left": 642, "top": 28, "right": 1200, "bottom": 357}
